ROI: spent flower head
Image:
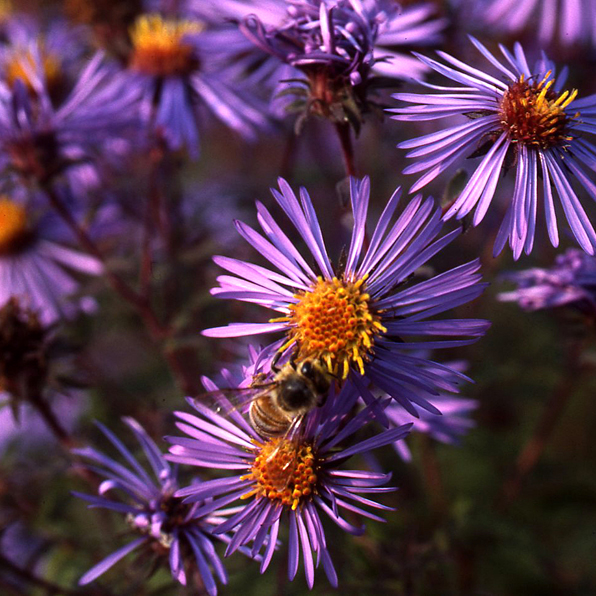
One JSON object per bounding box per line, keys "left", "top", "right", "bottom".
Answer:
{"left": 73, "top": 418, "right": 234, "bottom": 594}
{"left": 204, "top": 177, "right": 489, "bottom": 416}
{"left": 392, "top": 37, "right": 596, "bottom": 259}
{"left": 238, "top": 0, "right": 445, "bottom": 130}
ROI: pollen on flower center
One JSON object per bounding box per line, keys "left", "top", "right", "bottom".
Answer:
{"left": 242, "top": 438, "right": 317, "bottom": 511}
{"left": 499, "top": 73, "right": 579, "bottom": 149}
{"left": 274, "top": 276, "right": 386, "bottom": 379}
{"left": 129, "top": 14, "right": 203, "bottom": 77}
{"left": 0, "top": 198, "right": 30, "bottom": 255}
{"left": 6, "top": 49, "right": 63, "bottom": 94}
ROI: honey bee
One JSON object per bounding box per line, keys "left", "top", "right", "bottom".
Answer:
{"left": 198, "top": 357, "right": 333, "bottom": 495}
{"left": 204, "top": 357, "right": 333, "bottom": 440}
{"left": 249, "top": 358, "right": 332, "bottom": 439}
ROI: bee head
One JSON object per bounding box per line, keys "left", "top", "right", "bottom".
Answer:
{"left": 278, "top": 376, "right": 316, "bottom": 412}
{"left": 298, "top": 359, "right": 331, "bottom": 394}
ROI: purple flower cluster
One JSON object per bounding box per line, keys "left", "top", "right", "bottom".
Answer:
{"left": 6, "top": 1, "right": 595, "bottom": 594}
{"left": 499, "top": 248, "right": 596, "bottom": 313}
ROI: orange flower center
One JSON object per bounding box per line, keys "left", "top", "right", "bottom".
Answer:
{"left": 273, "top": 275, "right": 385, "bottom": 378}
{"left": 6, "top": 49, "right": 63, "bottom": 94}
{"left": 242, "top": 438, "right": 317, "bottom": 511}
{"left": 0, "top": 198, "right": 29, "bottom": 255}
{"left": 129, "top": 14, "right": 203, "bottom": 77}
{"left": 499, "top": 72, "right": 578, "bottom": 149}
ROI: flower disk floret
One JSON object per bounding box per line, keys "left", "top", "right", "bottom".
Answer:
{"left": 203, "top": 177, "right": 489, "bottom": 416}
{"left": 392, "top": 37, "right": 596, "bottom": 259}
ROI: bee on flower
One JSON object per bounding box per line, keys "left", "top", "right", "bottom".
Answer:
{"left": 167, "top": 374, "right": 412, "bottom": 589}
{"left": 203, "top": 177, "right": 489, "bottom": 416}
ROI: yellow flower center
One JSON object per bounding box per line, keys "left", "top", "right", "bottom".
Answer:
{"left": 0, "top": 198, "right": 29, "bottom": 255}
{"left": 499, "top": 72, "right": 579, "bottom": 149}
{"left": 129, "top": 14, "right": 203, "bottom": 77}
{"left": 274, "top": 276, "right": 386, "bottom": 379}
{"left": 242, "top": 438, "right": 317, "bottom": 511}
{"left": 0, "top": 0, "right": 11, "bottom": 21}
{"left": 6, "top": 49, "right": 63, "bottom": 94}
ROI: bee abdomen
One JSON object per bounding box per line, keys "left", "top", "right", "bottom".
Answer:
{"left": 249, "top": 398, "right": 291, "bottom": 438}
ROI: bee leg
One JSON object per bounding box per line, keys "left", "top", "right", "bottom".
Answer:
{"left": 316, "top": 393, "right": 328, "bottom": 408}
{"left": 271, "top": 349, "right": 284, "bottom": 373}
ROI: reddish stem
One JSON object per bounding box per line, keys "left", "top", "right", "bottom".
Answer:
{"left": 498, "top": 339, "right": 587, "bottom": 507}
{"left": 335, "top": 122, "right": 357, "bottom": 178}
{"left": 43, "top": 185, "right": 198, "bottom": 395}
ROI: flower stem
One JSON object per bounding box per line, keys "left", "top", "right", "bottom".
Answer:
{"left": 0, "top": 553, "right": 90, "bottom": 596}
{"left": 497, "top": 339, "right": 587, "bottom": 507}
{"left": 27, "top": 391, "right": 75, "bottom": 450}
{"left": 335, "top": 122, "right": 357, "bottom": 178}
{"left": 43, "top": 185, "right": 198, "bottom": 395}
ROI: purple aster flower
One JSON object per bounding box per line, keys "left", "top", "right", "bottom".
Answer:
{"left": 0, "top": 195, "right": 101, "bottom": 324}
{"left": 73, "top": 418, "right": 234, "bottom": 594}
{"left": 167, "top": 382, "right": 411, "bottom": 589}
{"left": 237, "top": 0, "right": 445, "bottom": 127}
{"left": 392, "top": 37, "right": 596, "bottom": 259}
{"left": 0, "top": 52, "right": 138, "bottom": 197}
{"left": 385, "top": 360, "right": 477, "bottom": 461}
{"left": 0, "top": 16, "right": 88, "bottom": 102}
{"left": 203, "top": 177, "right": 489, "bottom": 416}
{"left": 126, "top": 13, "right": 268, "bottom": 157}
{"left": 498, "top": 248, "right": 596, "bottom": 313}
{"left": 475, "top": 0, "right": 596, "bottom": 49}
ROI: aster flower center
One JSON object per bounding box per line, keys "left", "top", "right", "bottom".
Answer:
{"left": 0, "top": 198, "right": 30, "bottom": 255}
{"left": 499, "top": 73, "right": 578, "bottom": 149}
{"left": 274, "top": 276, "right": 385, "bottom": 379}
{"left": 126, "top": 494, "right": 190, "bottom": 549}
{"left": 243, "top": 438, "right": 317, "bottom": 511}
{"left": 8, "top": 130, "right": 60, "bottom": 182}
{"left": 129, "top": 14, "right": 203, "bottom": 77}
{"left": 6, "top": 49, "right": 62, "bottom": 95}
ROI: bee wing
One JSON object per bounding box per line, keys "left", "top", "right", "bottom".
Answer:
{"left": 193, "top": 382, "right": 277, "bottom": 419}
